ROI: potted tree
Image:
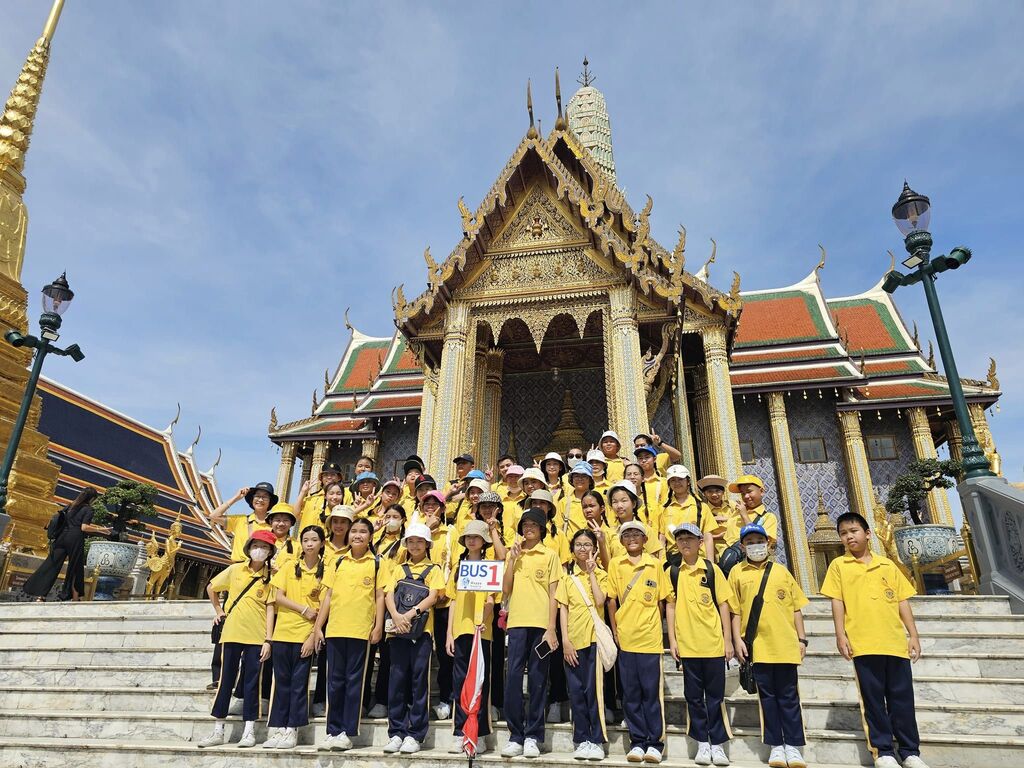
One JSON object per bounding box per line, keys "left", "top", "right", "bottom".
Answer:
{"left": 885, "top": 457, "right": 962, "bottom": 568}
{"left": 85, "top": 480, "right": 157, "bottom": 600}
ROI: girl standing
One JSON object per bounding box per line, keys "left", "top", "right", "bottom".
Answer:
{"left": 23, "top": 487, "right": 106, "bottom": 601}
{"left": 541, "top": 451, "right": 568, "bottom": 498}
{"left": 323, "top": 505, "right": 354, "bottom": 564}
{"left": 418, "top": 489, "right": 456, "bottom": 721}
{"left": 295, "top": 475, "right": 345, "bottom": 533}
{"left": 365, "top": 503, "right": 406, "bottom": 717}
{"left": 606, "top": 481, "right": 663, "bottom": 560}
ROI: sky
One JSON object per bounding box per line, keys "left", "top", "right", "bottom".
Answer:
{"left": 1, "top": 2, "right": 1022, "bottom": 515}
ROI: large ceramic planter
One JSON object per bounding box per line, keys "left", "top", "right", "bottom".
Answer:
{"left": 85, "top": 541, "right": 138, "bottom": 600}
{"left": 893, "top": 524, "right": 960, "bottom": 566}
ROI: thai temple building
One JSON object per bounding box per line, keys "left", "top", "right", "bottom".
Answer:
{"left": 269, "top": 65, "right": 1002, "bottom": 593}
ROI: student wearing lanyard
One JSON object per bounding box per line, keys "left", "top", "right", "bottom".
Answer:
{"left": 541, "top": 451, "right": 569, "bottom": 498}
{"left": 696, "top": 475, "right": 743, "bottom": 562}
{"left": 399, "top": 455, "right": 425, "bottom": 510}
{"left": 633, "top": 447, "right": 669, "bottom": 551}
{"left": 562, "top": 461, "right": 595, "bottom": 536}
{"left": 314, "top": 506, "right": 355, "bottom": 716}
{"left": 417, "top": 490, "right": 456, "bottom": 721}
{"left": 729, "top": 475, "right": 779, "bottom": 547}
{"left": 587, "top": 449, "right": 612, "bottom": 496}
{"left": 606, "top": 480, "right": 663, "bottom": 561}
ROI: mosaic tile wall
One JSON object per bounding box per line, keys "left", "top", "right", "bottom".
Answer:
{"left": 861, "top": 409, "right": 917, "bottom": 515}
{"left": 650, "top": 391, "right": 677, "bottom": 449}
{"left": 377, "top": 418, "right": 420, "bottom": 482}
{"left": 734, "top": 396, "right": 788, "bottom": 566}
{"left": 788, "top": 395, "right": 854, "bottom": 538}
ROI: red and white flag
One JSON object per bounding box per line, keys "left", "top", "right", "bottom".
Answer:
{"left": 458, "top": 626, "right": 486, "bottom": 756}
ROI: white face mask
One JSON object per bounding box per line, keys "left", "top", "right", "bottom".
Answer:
{"left": 249, "top": 546, "right": 271, "bottom": 562}
{"left": 385, "top": 519, "right": 401, "bottom": 533}
{"left": 745, "top": 542, "right": 769, "bottom": 563}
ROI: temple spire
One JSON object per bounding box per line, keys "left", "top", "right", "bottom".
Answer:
{"left": 567, "top": 58, "right": 616, "bottom": 183}
{"left": 526, "top": 79, "right": 538, "bottom": 139}
{"left": 43, "top": 0, "right": 66, "bottom": 43}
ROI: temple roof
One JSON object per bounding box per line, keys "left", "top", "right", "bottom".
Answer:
{"left": 38, "top": 378, "right": 231, "bottom": 565}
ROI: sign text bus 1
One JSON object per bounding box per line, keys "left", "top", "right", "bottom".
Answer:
{"left": 456, "top": 560, "right": 504, "bottom": 592}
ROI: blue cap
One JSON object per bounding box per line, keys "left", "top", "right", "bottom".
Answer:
{"left": 633, "top": 445, "right": 658, "bottom": 458}
{"left": 672, "top": 522, "right": 702, "bottom": 539}
{"left": 453, "top": 453, "right": 475, "bottom": 464}
{"left": 466, "top": 469, "right": 487, "bottom": 480}
{"left": 739, "top": 523, "right": 767, "bottom": 541}
{"left": 569, "top": 461, "right": 594, "bottom": 478}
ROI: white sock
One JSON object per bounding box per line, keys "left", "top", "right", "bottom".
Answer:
{"left": 242, "top": 721, "right": 255, "bottom": 736}
{"left": 211, "top": 720, "right": 225, "bottom": 735}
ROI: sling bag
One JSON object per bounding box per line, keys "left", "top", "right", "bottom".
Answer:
{"left": 569, "top": 572, "right": 617, "bottom": 671}
{"left": 211, "top": 573, "right": 263, "bottom": 644}
{"left": 738, "top": 561, "right": 774, "bottom": 694}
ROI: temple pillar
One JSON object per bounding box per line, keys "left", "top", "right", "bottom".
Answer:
{"left": 837, "top": 410, "right": 883, "bottom": 555}
{"left": 691, "top": 365, "right": 716, "bottom": 475}
{"left": 700, "top": 325, "right": 743, "bottom": 480}
{"left": 481, "top": 349, "right": 505, "bottom": 469}
{"left": 601, "top": 306, "right": 620, "bottom": 434}
{"left": 945, "top": 420, "right": 963, "bottom": 465}
{"left": 309, "top": 440, "right": 329, "bottom": 484}
{"left": 361, "top": 438, "right": 379, "bottom": 464}
{"left": 432, "top": 301, "right": 471, "bottom": 480}
{"left": 671, "top": 351, "right": 697, "bottom": 471}
{"left": 275, "top": 442, "right": 297, "bottom": 502}
{"left": 968, "top": 403, "right": 1001, "bottom": 477}
{"left": 906, "top": 407, "right": 955, "bottom": 526}
{"left": 608, "top": 286, "right": 648, "bottom": 441}
{"left": 468, "top": 345, "right": 488, "bottom": 458}
{"left": 417, "top": 367, "right": 438, "bottom": 469}
{"left": 766, "top": 392, "right": 813, "bottom": 592}
{"left": 298, "top": 453, "right": 312, "bottom": 486}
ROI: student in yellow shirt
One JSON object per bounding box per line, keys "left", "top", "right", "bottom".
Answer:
{"left": 267, "top": 503, "right": 298, "bottom": 574}
{"left": 696, "top": 476, "right": 742, "bottom": 562}
{"left": 632, "top": 432, "right": 682, "bottom": 475}
{"left": 599, "top": 431, "right": 629, "bottom": 482}
{"left": 323, "top": 505, "right": 354, "bottom": 564}
{"left": 373, "top": 504, "right": 406, "bottom": 560}
{"left": 198, "top": 529, "right": 275, "bottom": 749}
{"left": 471, "top": 491, "right": 507, "bottom": 556}
{"left": 365, "top": 503, "right": 406, "bottom": 717}
{"left": 557, "top": 529, "right": 610, "bottom": 761}
{"left": 208, "top": 482, "right": 276, "bottom": 563}
{"left": 730, "top": 524, "right": 808, "bottom": 768}
{"left": 490, "top": 454, "right": 516, "bottom": 492}
{"left": 381, "top": 523, "right": 444, "bottom": 754}
{"left": 378, "top": 480, "right": 403, "bottom": 518}
{"left": 606, "top": 521, "right": 672, "bottom": 764}
{"left": 587, "top": 449, "right": 612, "bottom": 496}
{"left": 606, "top": 480, "right": 663, "bottom": 560}
{"left": 729, "top": 475, "right": 779, "bottom": 546}
{"left": 295, "top": 462, "right": 345, "bottom": 531}
{"left": 562, "top": 461, "right": 595, "bottom": 536}
{"left": 541, "top": 451, "right": 568, "bottom": 498}
{"left": 633, "top": 446, "right": 670, "bottom": 519}
{"left": 665, "top": 523, "right": 734, "bottom": 767}
{"left": 528, "top": 488, "right": 571, "bottom": 566}
{"left": 263, "top": 525, "right": 326, "bottom": 749}
{"left": 820, "top": 512, "right": 927, "bottom": 768}
{"left": 662, "top": 465, "right": 715, "bottom": 561}
{"left": 406, "top": 474, "right": 437, "bottom": 520}
{"left": 307, "top": 517, "right": 385, "bottom": 752}
{"left": 399, "top": 455, "right": 425, "bottom": 510}
{"left": 445, "top": 520, "right": 500, "bottom": 755}
{"left": 500, "top": 508, "right": 562, "bottom": 759}
{"left": 581, "top": 490, "right": 615, "bottom": 568}
{"left": 415, "top": 489, "right": 456, "bottom": 720}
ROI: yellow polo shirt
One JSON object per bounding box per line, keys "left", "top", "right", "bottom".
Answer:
{"left": 299, "top": 492, "right": 331, "bottom": 533}
{"left": 321, "top": 550, "right": 383, "bottom": 639}
{"left": 608, "top": 525, "right": 664, "bottom": 560}
{"left": 655, "top": 453, "right": 670, "bottom": 475}
{"left": 608, "top": 552, "right": 672, "bottom": 653}
{"left": 562, "top": 492, "right": 588, "bottom": 536}
{"left": 227, "top": 514, "right": 272, "bottom": 563}
{"left": 555, "top": 568, "right": 609, "bottom": 650}
{"left": 670, "top": 559, "right": 733, "bottom": 658}
{"left": 742, "top": 505, "right": 779, "bottom": 543}
{"left": 604, "top": 457, "right": 628, "bottom": 483}
{"left": 383, "top": 559, "right": 445, "bottom": 636}
{"left": 447, "top": 566, "right": 499, "bottom": 641}
{"left": 270, "top": 536, "right": 298, "bottom": 573}
{"left": 641, "top": 475, "right": 671, "bottom": 511}
{"left": 663, "top": 495, "right": 715, "bottom": 556}
{"left": 270, "top": 559, "right": 323, "bottom": 644}
{"left": 820, "top": 553, "right": 916, "bottom": 658}
{"left": 324, "top": 539, "right": 348, "bottom": 568}
{"left": 374, "top": 530, "right": 404, "bottom": 561}
{"left": 505, "top": 545, "right": 562, "bottom": 630}
{"left": 729, "top": 560, "right": 808, "bottom": 664}
{"left": 543, "top": 527, "right": 571, "bottom": 565}
{"left": 709, "top": 503, "right": 744, "bottom": 558}
{"left": 209, "top": 563, "right": 271, "bottom": 645}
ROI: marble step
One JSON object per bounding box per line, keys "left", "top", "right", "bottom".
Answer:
{"left": 0, "top": 599, "right": 209, "bottom": 618}
{"left": 10, "top": 615, "right": 213, "bottom": 633}
{"left": 0, "top": 629, "right": 210, "bottom": 650}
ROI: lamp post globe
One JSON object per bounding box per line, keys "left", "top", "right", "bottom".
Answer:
{"left": 892, "top": 181, "right": 931, "bottom": 237}
{"left": 40, "top": 272, "right": 74, "bottom": 334}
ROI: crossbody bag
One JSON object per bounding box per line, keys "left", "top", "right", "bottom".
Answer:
{"left": 738, "top": 561, "right": 774, "bottom": 694}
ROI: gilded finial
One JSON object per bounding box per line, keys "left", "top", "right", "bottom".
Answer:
{"left": 696, "top": 238, "right": 717, "bottom": 282}
{"left": 817, "top": 482, "right": 826, "bottom": 514}
{"left": 42, "top": 0, "right": 65, "bottom": 43}
{"left": 815, "top": 244, "right": 827, "bottom": 275}
{"left": 577, "top": 57, "right": 595, "bottom": 87}
{"left": 189, "top": 425, "right": 202, "bottom": 451}
{"left": 554, "top": 68, "right": 566, "bottom": 131}
{"left": 927, "top": 340, "right": 935, "bottom": 369}
{"left": 671, "top": 225, "right": 686, "bottom": 264}
{"left": 912, "top": 321, "right": 920, "bottom": 351}
{"left": 526, "top": 79, "right": 539, "bottom": 139}
{"left": 269, "top": 406, "right": 278, "bottom": 431}
{"left": 343, "top": 307, "right": 353, "bottom": 333}
{"left": 987, "top": 357, "right": 1000, "bottom": 390}
{"left": 312, "top": 389, "right": 319, "bottom": 416}
{"left": 324, "top": 368, "right": 330, "bottom": 395}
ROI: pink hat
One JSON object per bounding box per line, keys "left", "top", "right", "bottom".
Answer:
{"left": 422, "top": 490, "right": 447, "bottom": 507}
{"left": 504, "top": 464, "right": 525, "bottom": 478}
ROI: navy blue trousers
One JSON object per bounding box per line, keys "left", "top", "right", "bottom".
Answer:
{"left": 362, "top": 641, "right": 390, "bottom": 708}
{"left": 387, "top": 634, "right": 433, "bottom": 741}
{"left": 504, "top": 627, "right": 550, "bottom": 743}
{"left": 681, "top": 657, "right": 730, "bottom": 745}
{"left": 452, "top": 634, "right": 492, "bottom": 737}
{"left": 433, "top": 607, "right": 453, "bottom": 704}
{"left": 490, "top": 611, "right": 505, "bottom": 709}
{"left": 853, "top": 655, "right": 921, "bottom": 759}
{"left": 565, "top": 643, "right": 605, "bottom": 745}
{"left": 326, "top": 637, "right": 369, "bottom": 737}
{"left": 618, "top": 651, "right": 664, "bottom": 751}
{"left": 212, "top": 642, "right": 261, "bottom": 721}
{"left": 313, "top": 647, "right": 326, "bottom": 705}
{"left": 269, "top": 641, "right": 312, "bottom": 728}
{"left": 752, "top": 663, "right": 804, "bottom": 747}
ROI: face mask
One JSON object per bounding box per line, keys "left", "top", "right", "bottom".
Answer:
{"left": 745, "top": 542, "right": 769, "bottom": 562}
{"left": 385, "top": 519, "right": 401, "bottom": 533}
{"left": 249, "top": 546, "right": 271, "bottom": 562}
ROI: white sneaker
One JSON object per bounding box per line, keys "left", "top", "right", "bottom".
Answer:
{"left": 449, "top": 737, "right": 465, "bottom": 754}
{"left": 502, "top": 741, "right": 524, "bottom": 757}
{"left": 875, "top": 758, "right": 900, "bottom": 768}
{"left": 524, "top": 737, "right": 541, "bottom": 758}
{"left": 335, "top": 732, "right": 352, "bottom": 750}
{"left": 644, "top": 747, "right": 662, "bottom": 764}
{"left": 383, "top": 735, "right": 404, "bottom": 753}
{"left": 197, "top": 728, "right": 225, "bottom": 748}
{"left": 321, "top": 734, "right": 337, "bottom": 751}
{"left": 237, "top": 724, "right": 256, "bottom": 748}
{"left": 262, "top": 728, "right": 283, "bottom": 749}
{"left": 575, "top": 742, "right": 593, "bottom": 760}
{"left": 902, "top": 758, "right": 930, "bottom": 768}
{"left": 227, "top": 697, "right": 244, "bottom": 716}
{"left": 277, "top": 728, "right": 297, "bottom": 749}
{"left": 588, "top": 742, "right": 605, "bottom": 761}
{"left": 711, "top": 744, "right": 730, "bottom": 766}
{"left": 434, "top": 701, "right": 452, "bottom": 720}
{"left": 627, "top": 747, "right": 646, "bottom": 762}
{"left": 400, "top": 736, "right": 421, "bottom": 754}
{"left": 768, "top": 745, "right": 787, "bottom": 768}
{"left": 784, "top": 744, "right": 806, "bottom": 768}
{"left": 367, "top": 703, "right": 387, "bottom": 718}
{"left": 695, "top": 742, "right": 712, "bottom": 765}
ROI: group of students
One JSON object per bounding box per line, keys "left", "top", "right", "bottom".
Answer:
{"left": 199, "top": 430, "right": 931, "bottom": 768}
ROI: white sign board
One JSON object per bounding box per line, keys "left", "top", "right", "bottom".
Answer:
{"left": 456, "top": 560, "right": 504, "bottom": 592}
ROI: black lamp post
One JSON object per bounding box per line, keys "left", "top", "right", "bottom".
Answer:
{"left": 882, "top": 183, "right": 992, "bottom": 479}
{"left": 0, "top": 272, "right": 85, "bottom": 514}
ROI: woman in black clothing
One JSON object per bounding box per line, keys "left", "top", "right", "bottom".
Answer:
{"left": 23, "top": 488, "right": 109, "bottom": 601}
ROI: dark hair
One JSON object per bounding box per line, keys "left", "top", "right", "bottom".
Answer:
{"left": 295, "top": 525, "right": 326, "bottom": 580}
{"left": 566, "top": 528, "right": 599, "bottom": 574}
{"left": 357, "top": 455, "right": 376, "bottom": 468}
{"left": 631, "top": 484, "right": 651, "bottom": 526}
{"left": 349, "top": 517, "right": 377, "bottom": 556}
{"left": 497, "top": 454, "right": 515, "bottom": 465}
{"left": 474, "top": 500, "right": 504, "bottom": 534}
{"left": 836, "top": 512, "right": 870, "bottom": 533}
{"left": 542, "top": 459, "right": 564, "bottom": 481}
{"left": 581, "top": 490, "right": 609, "bottom": 526}
{"left": 375, "top": 504, "right": 406, "bottom": 558}
{"left": 70, "top": 487, "right": 99, "bottom": 513}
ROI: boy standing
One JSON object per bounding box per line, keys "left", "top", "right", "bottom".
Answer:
{"left": 820, "top": 512, "right": 928, "bottom": 768}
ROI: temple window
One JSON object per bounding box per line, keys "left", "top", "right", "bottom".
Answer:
{"left": 795, "top": 437, "right": 827, "bottom": 464}
{"left": 739, "top": 440, "right": 756, "bottom": 464}
{"left": 866, "top": 435, "right": 898, "bottom": 461}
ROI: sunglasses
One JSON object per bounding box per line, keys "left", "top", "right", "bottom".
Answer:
{"left": 567, "top": 452, "right": 584, "bottom": 459}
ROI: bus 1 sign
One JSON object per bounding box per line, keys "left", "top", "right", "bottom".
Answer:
{"left": 456, "top": 560, "right": 504, "bottom": 592}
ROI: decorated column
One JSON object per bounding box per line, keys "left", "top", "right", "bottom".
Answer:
{"left": 766, "top": 392, "right": 812, "bottom": 591}
{"left": 945, "top": 420, "right": 963, "bottom": 465}
{"left": 837, "top": 410, "right": 882, "bottom": 554}
{"left": 481, "top": 349, "right": 505, "bottom": 469}
{"left": 275, "top": 442, "right": 297, "bottom": 502}
{"left": 417, "top": 367, "right": 438, "bottom": 468}
{"left": 671, "top": 351, "right": 697, "bottom": 471}
{"left": 906, "top": 407, "right": 955, "bottom": 526}
{"left": 968, "top": 403, "right": 1001, "bottom": 477}
{"left": 298, "top": 452, "right": 312, "bottom": 486}
{"left": 468, "top": 345, "right": 488, "bottom": 458}
{"left": 700, "top": 324, "right": 743, "bottom": 480}
{"left": 432, "top": 301, "right": 471, "bottom": 479}
{"left": 690, "top": 365, "right": 717, "bottom": 475}
{"left": 309, "top": 440, "right": 329, "bottom": 484}
{"left": 361, "top": 437, "right": 379, "bottom": 465}
{"left": 608, "top": 286, "right": 648, "bottom": 441}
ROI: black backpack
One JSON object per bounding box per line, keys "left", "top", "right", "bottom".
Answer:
{"left": 45, "top": 506, "right": 68, "bottom": 541}
{"left": 719, "top": 513, "right": 766, "bottom": 577}
{"left": 387, "top": 563, "right": 436, "bottom": 641}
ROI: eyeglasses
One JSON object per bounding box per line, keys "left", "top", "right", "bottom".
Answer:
{"left": 567, "top": 452, "right": 584, "bottom": 459}
{"left": 573, "top": 542, "right": 594, "bottom": 550}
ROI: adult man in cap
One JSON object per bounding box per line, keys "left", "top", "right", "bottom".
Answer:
{"left": 446, "top": 453, "right": 476, "bottom": 499}
{"left": 729, "top": 475, "right": 778, "bottom": 547}
{"left": 698, "top": 475, "right": 743, "bottom": 561}
{"left": 491, "top": 454, "right": 516, "bottom": 492}
{"left": 633, "top": 432, "right": 682, "bottom": 476}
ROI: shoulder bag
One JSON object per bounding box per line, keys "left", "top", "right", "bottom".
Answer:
{"left": 738, "top": 561, "right": 773, "bottom": 694}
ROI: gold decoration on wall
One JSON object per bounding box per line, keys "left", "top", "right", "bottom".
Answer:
{"left": 716, "top": 271, "right": 742, "bottom": 313}
{"left": 526, "top": 79, "right": 539, "bottom": 140}
{"left": 987, "top": 357, "right": 1000, "bottom": 390}
{"left": 927, "top": 340, "right": 935, "bottom": 369}
{"left": 269, "top": 407, "right": 278, "bottom": 432}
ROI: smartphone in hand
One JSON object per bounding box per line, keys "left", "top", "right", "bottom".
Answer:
{"left": 534, "top": 639, "right": 554, "bottom": 659}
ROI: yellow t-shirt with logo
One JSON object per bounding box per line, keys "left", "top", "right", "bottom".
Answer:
{"left": 506, "top": 546, "right": 562, "bottom": 629}
{"left": 270, "top": 559, "right": 324, "bottom": 644}
{"left": 299, "top": 492, "right": 331, "bottom": 533}
{"left": 709, "top": 502, "right": 744, "bottom": 558}
{"left": 608, "top": 552, "right": 672, "bottom": 653}
{"left": 270, "top": 536, "right": 298, "bottom": 573}
{"left": 729, "top": 559, "right": 808, "bottom": 664}
{"left": 227, "top": 514, "right": 272, "bottom": 563}
{"left": 820, "top": 553, "right": 916, "bottom": 658}
{"left": 663, "top": 495, "right": 715, "bottom": 556}
{"left": 741, "top": 505, "right": 779, "bottom": 543}
{"left": 604, "top": 457, "right": 628, "bottom": 483}
{"left": 210, "top": 563, "right": 272, "bottom": 645}
{"left": 383, "top": 559, "right": 445, "bottom": 637}
{"left": 555, "top": 567, "right": 610, "bottom": 650}
{"left": 321, "top": 550, "right": 383, "bottom": 640}
{"left": 670, "top": 559, "right": 733, "bottom": 658}
{"left": 447, "top": 565, "right": 499, "bottom": 641}
{"left": 607, "top": 524, "right": 664, "bottom": 560}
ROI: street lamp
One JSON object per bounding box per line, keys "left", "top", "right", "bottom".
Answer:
{"left": 881, "top": 183, "right": 991, "bottom": 479}
{"left": 0, "top": 272, "right": 85, "bottom": 514}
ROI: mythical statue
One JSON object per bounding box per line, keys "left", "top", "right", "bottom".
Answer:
{"left": 145, "top": 515, "right": 182, "bottom": 599}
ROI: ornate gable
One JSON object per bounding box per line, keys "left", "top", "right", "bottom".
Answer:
{"left": 488, "top": 185, "right": 587, "bottom": 253}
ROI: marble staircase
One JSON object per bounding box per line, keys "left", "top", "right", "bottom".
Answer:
{"left": 0, "top": 596, "right": 1022, "bottom": 768}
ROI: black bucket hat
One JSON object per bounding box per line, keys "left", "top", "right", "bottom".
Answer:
{"left": 517, "top": 507, "right": 548, "bottom": 539}
{"left": 403, "top": 455, "right": 426, "bottom": 474}
{"left": 320, "top": 462, "right": 343, "bottom": 477}
{"left": 245, "top": 482, "right": 279, "bottom": 509}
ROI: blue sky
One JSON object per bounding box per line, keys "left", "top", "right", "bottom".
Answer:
{"left": 2, "top": 2, "right": 1021, "bottom": 513}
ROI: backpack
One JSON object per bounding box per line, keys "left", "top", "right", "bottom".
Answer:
{"left": 719, "top": 512, "right": 766, "bottom": 577}
{"left": 45, "top": 507, "right": 68, "bottom": 541}
{"left": 387, "top": 563, "right": 436, "bottom": 641}
{"left": 666, "top": 557, "right": 718, "bottom": 612}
